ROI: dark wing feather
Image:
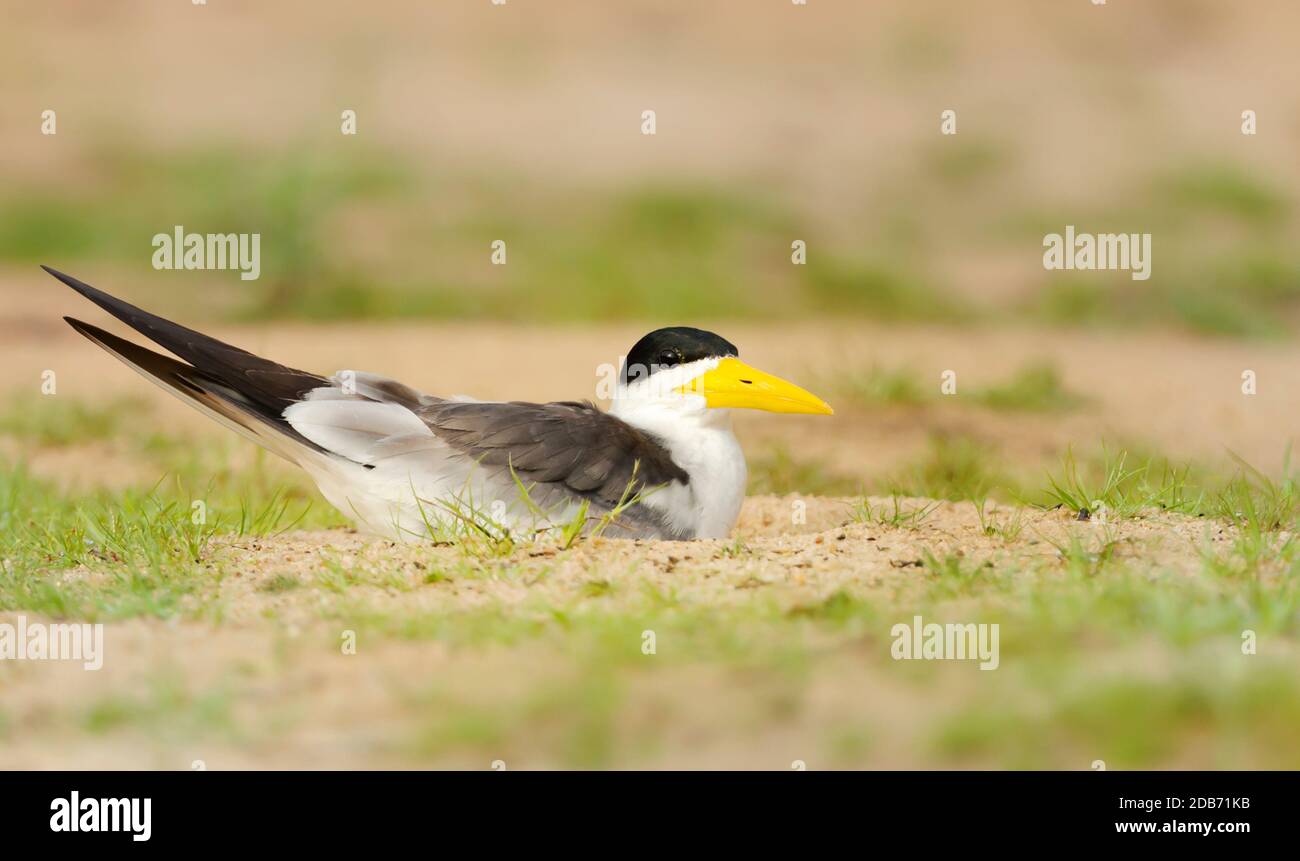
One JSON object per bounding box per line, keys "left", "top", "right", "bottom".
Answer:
{"left": 62, "top": 317, "right": 329, "bottom": 459}
{"left": 417, "top": 400, "right": 688, "bottom": 508}
{"left": 43, "top": 266, "right": 328, "bottom": 418}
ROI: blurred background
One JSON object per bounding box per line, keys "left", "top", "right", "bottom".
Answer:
{"left": 3, "top": 0, "right": 1300, "bottom": 494}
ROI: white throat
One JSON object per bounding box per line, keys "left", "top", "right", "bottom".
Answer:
{"left": 609, "top": 359, "right": 748, "bottom": 539}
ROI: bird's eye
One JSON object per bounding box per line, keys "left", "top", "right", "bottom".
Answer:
{"left": 657, "top": 350, "right": 681, "bottom": 367}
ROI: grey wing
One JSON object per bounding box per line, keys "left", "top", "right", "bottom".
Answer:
{"left": 416, "top": 399, "right": 690, "bottom": 513}
{"left": 282, "top": 373, "right": 694, "bottom": 538}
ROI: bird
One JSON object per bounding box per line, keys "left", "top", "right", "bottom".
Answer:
{"left": 43, "top": 266, "right": 833, "bottom": 542}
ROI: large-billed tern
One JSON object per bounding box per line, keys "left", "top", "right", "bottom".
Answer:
{"left": 44, "top": 266, "right": 833, "bottom": 541}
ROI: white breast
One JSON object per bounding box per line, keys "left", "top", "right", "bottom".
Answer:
{"left": 610, "top": 396, "right": 748, "bottom": 539}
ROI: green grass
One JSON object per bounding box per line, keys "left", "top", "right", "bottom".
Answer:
{"left": 880, "top": 435, "right": 1011, "bottom": 502}
{"left": 1031, "top": 238, "right": 1300, "bottom": 338}
{"left": 3, "top": 143, "right": 958, "bottom": 325}
{"left": 829, "top": 362, "right": 1084, "bottom": 414}
{"left": 257, "top": 573, "right": 304, "bottom": 594}
{"left": 801, "top": 256, "right": 967, "bottom": 321}
{"left": 1212, "top": 452, "right": 1300, "bottom": 533}
{"left": 0, "top": 448, "right": 344, "bottom": 620}
{"left": 1036, "top": 448, "right": 1147, "bottom": 518}
{"left": 974, "top": 496, "right": 1025, "bottom": 542}
{"left": 923, "top": 137, "right": 1010, "bottom": 185}
{"left": 851, "top": 494, "right": 940, "bottom": 529}
{"left": 932, "top": 665, "right": 1300, "bottom": 768}
{"left": 0, "top": 465, "right": 216, "bottom": 620}
{"left": 1160, "top": 162, "right": 1289, "bottom": 226}
{"left": 971, "top": 363, "right": 1083, "bottom": 413}
{"left": 1010, "top": 158, "right": 1300, "bottom": 339}
{"left": 80, "top": 673, "right": 236, "bottom": 739}
{"left": 0, "top": 395, "right": 152, "bottom": 446}
{"left": 747, "top": 444, "right": 860, "bottom": 496}
{"left": 6, "top": 136, "right": 1299, "bottom": 371}
{"left": 9, "top": 142, "right": 1295, "bottom": 338}
{"left": 1044, "top": 529, "right": 1123, "bottom": 579}
{"left": 1031, "top": 447, "right": 1208, "bottom": 519}
{"left": 859, "top": 439, "right": 1287, "bottom": 531}
{"left": 833, "top": 366, "right": 930, "bottom": 408}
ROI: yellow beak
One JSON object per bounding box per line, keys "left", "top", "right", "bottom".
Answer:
{"left": 678, "top": 357, "right": 834, "bottom": 415}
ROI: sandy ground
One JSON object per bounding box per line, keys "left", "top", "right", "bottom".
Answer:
{"left": 0, "top": 495, "right": 1258, "bottom": 770}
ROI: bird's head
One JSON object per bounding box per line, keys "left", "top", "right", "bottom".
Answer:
{"left": 614, "top": 327, "right": 833, "bottom": 416}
